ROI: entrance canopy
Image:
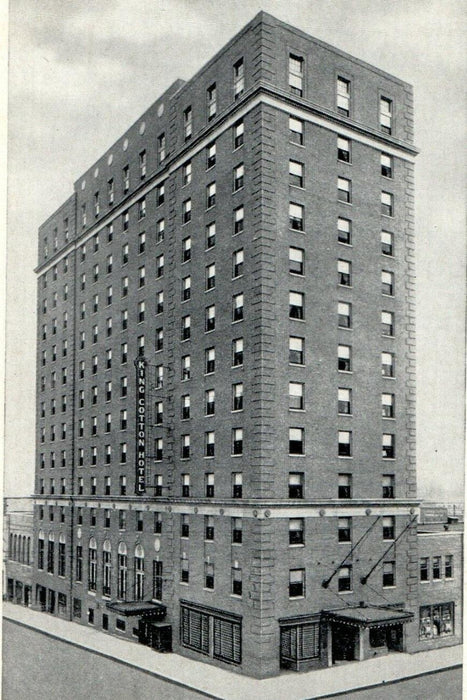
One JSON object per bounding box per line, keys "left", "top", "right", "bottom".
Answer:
{"left": 106, "top": 600, "right": 166, "bottom": 618}
{"left": 324, "top": 605, "right": 413, "bottom": 629}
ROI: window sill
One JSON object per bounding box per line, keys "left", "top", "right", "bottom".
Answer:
{"left": 337, "top": 201, "right": 353, "bottom": 207}
{"left": 230, "top": 594, "right": 242, "bottom": 599}
{"left": 289, "top": 408, "right": 305, "bottom": 413}
{"left": 338, "top": 412, "right": 353, "bottom": 417}
{"left": 338, "top": 242, "right": 353, "bottom": 247}
{"left": 289, "top": 453, "right": 305, "bottom": 458}
{"left": 289, "top": 544, "right": 305, "bottom": 548}
{"left": 289, "top": 596, "right": 305, "bottom": 601}
{"left": 338, "top": 456, "right": 353, "bottom": 460}
{"left": 338, "top": 326, "right": 353, "bottom": 332}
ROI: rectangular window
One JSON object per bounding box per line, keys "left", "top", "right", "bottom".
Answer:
{"left": 382, "top": 351, "right": 395, "bottom": 377}
{"left": 232, "top": 428, "right": 243, "bottom": 455}
{"left": 289, "top": 381, "right": 304, "bottom": 410}
{"left": 383, "top": 516, "right": 395, "bottom": 540}
{"left": 184, "top": 106, "right": 192, "bottom": 140}
{"left": 381, "top": 191, "right": 394, "bottom": 216}
{"left": 289, "top": 115, "right": 304, "bottom": 144}
{"left": 205, "top": 348, "right": 215, "bottom": 374}
{"left": 182, "top": 236, "right": 191, "bottom": 262}
{"left": 338, "top": 430, "right": 352, "bottom": 457}
{"left": 181, "top": 435, "right": 190, "bottom": 459}
{"left": 338, "top": 517, "right": 351, "bottom": 542}
{"left": 338, "top": 259, "right": 351, "bottom": 286}
{"left": 205, "top": 473, "right": 215, "bottom": 498}
{"left": 289, "top": 202, "right": 304, "bottom": 231}
{"left": 338, "top": 177, "right": 351, "bottom": 203}
{"left": 233, "top": 248, "right": 244, "bottom": 277}
{"left": 205, "top": 305, "right": 215, "bottom": 332}
{"left": 289, "top": 291, "right": 304, "bottom": 319}
{"left": 382, "top": 311, "right": 394, "bottom": 336}
{"left": 382, "top": 270, "right": 394, "bottom": 296}
{"left": 157, "top": 218, "right": 165, "bottom": 242}
{"left": 206, "top": 183, "right": 216, "bottom": 208}
{"left": 205, "top": 516, "right": 214, "bottom": 541}
{"left": 232, "top": 472, "right": 243, "bottom": 498}
{"left": 338, "top": 473, "right": 352, "bottom": 499}
{"left": 157, "top": 133, "right": 166, "bottom": 163}
{"left": 233, "top": 58, "right": 244, "bottom": 99}
{"left": 122, "top": 165, "right": 129, "bottom": 193}
{"left": 205, "top": 389, "right": 215, "bottom": 416}
{"left": 182, "top": 160, "right": 192, "bottom": 186}
{"left": 289, "top": 518, "right": 304, "bottom": 545}
{"left": 380, "top": 97, "right": 392, "bottom": 134}
{"left": 383, "top": 561, "right": 395, "bottom": 587}
{"left": 233, "top": 120, "right": 244, "bottom": 149}
{"left": 289, "top": 160, "right": 304, "bottom": 188}
{"left": 382, "top": 433, "right": 395, "bottom": 459}
{"left": 181, "top": 514, "right": 190, "bottom": 538}
{"left": 182, "top": 276, "right": 191, "bottom": 301}
{"left": 139, "top": 150, "right": 147, "bottom": 180}
{"left": 156, "top": 290, "right": 164, "bottom": 313}
{"left": 205, "top": 432, "right": 215, "bottom": 457}
{"left": 207, "top": 83, "right": 216, "bottom": 120}
{"left": 138, "top": 198, "right": 146, "bottom": 219}
{"left": 382, "top": 474, "right": 395, "bottom": 498}
{"left": 206, "top": 142, "right": 216, "bottom": 169}
{"left": 432, "top": 556, "right": 441, "bottom": 580}
{"left": 205, "top": 562, "right": 214, "bottom": 589}
{"left": 154, "top": 438, "right": 163, "bottom": 461}
{"left": 338, "top": 388, "right": 351, "bottom": 414}
{"left": 232, "top": 517, "right": 242, "bottom": 544}
{"left": 337, "top": 136, "right": 350, "bottom": 162}
{"left": 183, "top": 198, "right": 192, "bottom": 223}
{"left": 337, "top": 77, "right": 350, "bottom": 115}
{"left": 381, "top": 153, "right": 393, "bottom": 178}
{"left": 289, "top": 54, "right": 303, "bottom": 95}
{"left": 180, "top": 557, "right": 189, "bottom": 583}
{"left": 289, "top": 568, "right": 305, "bottom": 598}
{"left": 338, "top": 302, "right": 351, "bottom": 328}
{"left": 234, "top": 205, "right": 244, "bottom": 234}
{"left": 382, "top": 393, "right": 395, "bottom": 418}
{"left": 420, "top": 557, "right": 429, "bottom": 581}
{"left": 445, "top": 555, "right": 453, "bottom": 579}
{"left": 419, "top": 603, "right": 454, "bottom": 640}
{"left": 233, "top": 163, "right": 244, "bottom": 191}
{"left": 289, "top": 427, "right": 304, "bottom": 455}
{"left": 156, "top": 183, "right": 165, "bottom": 206}
{"left": 206, "top": 222, "right": 216, "bottom": 249}
{"left": 381, "top": 230, "right": 393, "bottom": 256}
{"left": 232, "top": 382, "right": 243, "bottom": 411}
{"left": 289, "top": 246, "right": 304, "bottom": 275}
{"left": 205, "top": 263, "right": 216, "bottom": 290}
{"left": 289, "top": 336, "right": 304, "bottom": 365}
{"left": 338, "top": 566, "right": 352, "bottom": 592}
{"left": 232, "top": 338, "right": 243, "bottom": 366}
{"left": 338, "top": 344, "right": 351, "bottom": 372}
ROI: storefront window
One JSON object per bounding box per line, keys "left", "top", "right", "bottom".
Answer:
{"left": 419, "top": 603, "right": 454, "bottom": 640}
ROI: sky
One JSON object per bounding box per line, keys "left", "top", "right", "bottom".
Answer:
{"left": 5, "top": 0, "right": 466, "bottom": 499}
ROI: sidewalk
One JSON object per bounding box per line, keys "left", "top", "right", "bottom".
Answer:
{"left": 3, "top": 602, "right": 462, "bottom": 699}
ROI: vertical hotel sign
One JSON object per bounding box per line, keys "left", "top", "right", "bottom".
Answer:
{"left": 135, "top": 356, "right": 147, "bottom": 495}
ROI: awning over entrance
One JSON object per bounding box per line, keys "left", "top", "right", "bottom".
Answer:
{"left": 105, "top": 600, "right": 166, "bottom": 619}
{"left": 324, "top": 605, "right": 413, "bottom": 629}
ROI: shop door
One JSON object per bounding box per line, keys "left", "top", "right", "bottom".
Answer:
{"left": 387, "top": 624, "right": 403, "bottom": 652}
{"left": 332, "top": 623, "right": 357, "bottom": 662}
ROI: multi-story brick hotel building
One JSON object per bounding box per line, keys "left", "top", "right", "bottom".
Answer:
{"left": 32, "top": 12, "right": 461, "bottom": 678}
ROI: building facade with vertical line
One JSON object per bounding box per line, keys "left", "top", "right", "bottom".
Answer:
{"left": 31, "top": 11, "right": 462, "bottom": 678}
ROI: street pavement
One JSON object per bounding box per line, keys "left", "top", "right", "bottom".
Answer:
{"left": 2, "top": 603, "right": 462, "bottom": 700}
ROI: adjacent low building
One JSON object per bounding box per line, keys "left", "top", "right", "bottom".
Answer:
{"left": 4, "top": 498, "right": 33, "bottom": 607}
